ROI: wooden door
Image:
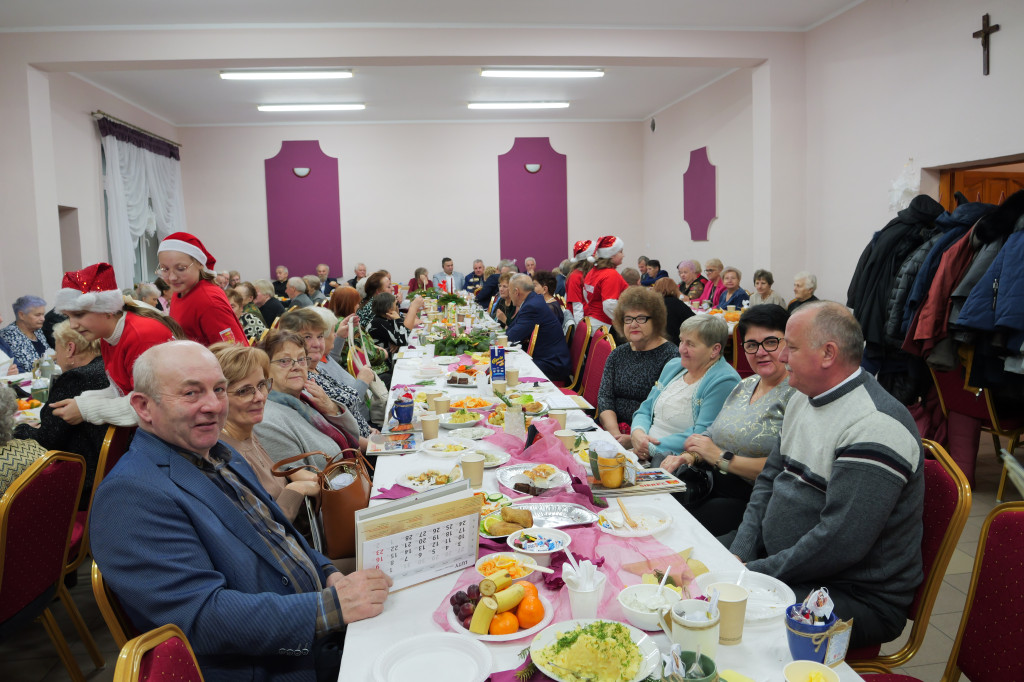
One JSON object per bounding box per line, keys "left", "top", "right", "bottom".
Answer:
{"left": 939, "top": 168, "right": 1024, "bottom": 211}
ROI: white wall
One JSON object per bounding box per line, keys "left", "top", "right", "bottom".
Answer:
{"left": 804, "top": 0, "right": 1024, "bottom": 302}
{"left": 642, "top": 69, "right": 755, "bottom": 284}
{"left": 179, "top": 121, "right": 644, "bottom": 284}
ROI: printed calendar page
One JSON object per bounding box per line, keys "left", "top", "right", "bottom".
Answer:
{"left": 355, "top": 481, "right": 480, "bottom": 591}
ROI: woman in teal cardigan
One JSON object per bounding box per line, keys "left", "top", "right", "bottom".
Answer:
{"left": 631, "top": 314, "right": 740, "bottom": 470}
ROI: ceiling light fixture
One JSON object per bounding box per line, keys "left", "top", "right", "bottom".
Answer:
{"left": 257, "top": 104, "right": 365, "bottom": 112}
{"left": 480, "top": 69, "right": 604, "bottom": 79}
{"left": 468, "top": 102, "right": 570, "bottom": 110}
{"left": 221, "top": 70, "right": 353, "bottom": 80}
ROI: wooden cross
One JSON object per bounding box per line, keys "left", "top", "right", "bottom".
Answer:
{"left": 973, "top": 13, "right": 1000, "bottom": 76}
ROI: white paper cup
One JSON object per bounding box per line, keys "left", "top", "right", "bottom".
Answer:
{"left": 461, "top": 453, "right": 485, "bottom": 488}
{"left": 549, "top": 410, "right": 567, "bottom": 429}
{"left": 506, "top": 368, "right": 520, "bottom": 387}
{"left": 492, "top": 380, "right": 507, "bottom": 395}
{"left": 555, "top": 429, "right": 577, "bottom": 450}
{"left": 420, "top": 414, "right": 440, "bottom": 441}
{"left": 567, "top": 571, "right": 607, "bottom": 619}
{"left": 424, "top": 391, "right": 443, "bottom": 412}
{"left": 433, "top": 397, "right": 451, "bottom": 413}
{"left": 708, "top": 582, "right": 748, "bottom": 645}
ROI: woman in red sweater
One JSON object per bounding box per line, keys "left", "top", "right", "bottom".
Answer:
{"left": 157, "top": 232, "right": 247, "bottom": 346}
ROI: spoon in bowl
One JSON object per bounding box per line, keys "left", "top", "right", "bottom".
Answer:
{"left": 644, "top": 565, "right": 672, "bottom": 610}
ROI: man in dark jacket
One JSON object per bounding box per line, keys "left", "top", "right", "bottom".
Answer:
{"left": 505, "top": 274, "right": 570, "bottom": 382}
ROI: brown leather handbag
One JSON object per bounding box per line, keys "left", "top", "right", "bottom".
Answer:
{"left": 272, "top": 450, "right": 373, "bottom": 559}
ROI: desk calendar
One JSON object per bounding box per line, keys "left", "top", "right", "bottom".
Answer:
{"left": 354, "top": 480, "right": 480, "bottom": 591}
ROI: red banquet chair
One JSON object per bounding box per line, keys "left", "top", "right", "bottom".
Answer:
{"left": 525, "top": 324, "right": 540, "bottom": 356}
{"left": 730, "top": 326, "right": 755, "bottom": 378}
{"left": 555, "top": 317, "right": 591, "bottom": 392}
{"left": 848, "top": 439, "right": 971, "bottom": 673}
{"left": 574, "top": 332, "right": 616, "bottom": 409}
{"left": 113, "top": 623, "right": 204, "bottom": 682}
{"left": 92, "top": 560, "right": 139, "bottom": 649}
{"left": 862, "top": 501, "right": 1024, "bottom": 682}
{"left": 0, "top": 451, "right": 104, "bottom": 682}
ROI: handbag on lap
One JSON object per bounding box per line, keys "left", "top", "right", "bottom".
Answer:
{"left": 272, "top": 449, "right": 373, "bottom": 559}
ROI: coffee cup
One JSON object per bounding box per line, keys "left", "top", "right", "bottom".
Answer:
{"left": 549, "top": 410, "right": 567, "bottom": 429}
{"left": 390, "top": 397, "right": 414, "bottom": 424}
{"left": 658, "top": 599, "right": 720, "bottom": 661}
{"left": 707, "top": 582, "right": 748, "bottom": 645}
{"left": 424, "top": 390, "right": 443, "bottom": 411}
{"left": 555, "top": 430, "right": 577, "bottom": 450}
{"left": 461, "top": 453, "right": 485, "bottom": 488}
{"left": 420, "top": 413, "right": 440, "bottom": 440}
{"left": 492, "top": 380, "right": 507, "bottom": 396}
{"left": 505, "top": 368, "right": 519, "bottom": 387}
{"left": 433, "top": 396, "right": 451, "bottom": 413}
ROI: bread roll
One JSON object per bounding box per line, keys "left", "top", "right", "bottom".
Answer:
{"left": 488, "top": 521, "right": 526, "bottom": 536}
{"left": 501, "top": 506, "right": 534, "bottom": 527}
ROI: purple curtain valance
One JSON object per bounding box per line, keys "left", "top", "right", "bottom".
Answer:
{"left": 97, "top": 117, "right": 180, "bottom": 160}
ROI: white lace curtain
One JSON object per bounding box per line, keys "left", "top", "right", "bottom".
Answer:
{"left": 99, "top": 118, "right": 187, "bottom": 288}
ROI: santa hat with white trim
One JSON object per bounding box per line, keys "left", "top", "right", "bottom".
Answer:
{"left": 572, "top": 239, "right": 596, "bottom": 263}
{"left": 53, "top": 262, "right": 127, "bottom": 315}
{"left": 158, "top": 232, "right": 217, "bottom": 274}
{"left": 595, "top": 235, "right": 624, "bottom": 259}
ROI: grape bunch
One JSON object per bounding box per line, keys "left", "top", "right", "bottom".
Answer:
{"left": 449, "top": 583, "right": 481, "bottom": 629}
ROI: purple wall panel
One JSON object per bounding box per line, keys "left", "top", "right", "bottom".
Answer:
{"left": 498, "top": 138, "right": 568, "bottom": 271}
{"left": 264, "top": 140, "right": 342, "bottom": 276}
{"left": 682, "top": 146, "right": 717, "bottom": 241}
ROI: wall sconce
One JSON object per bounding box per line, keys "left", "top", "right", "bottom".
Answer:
{"left": 293, "top": 168, "right": 311, "bottom": 178}
{"left": 525, "top": 164, "right": 541, "bottom": 173}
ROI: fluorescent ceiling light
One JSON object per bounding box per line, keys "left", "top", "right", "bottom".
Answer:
{"left": 257, "top": 104, "right": 365, "bottom": 112}
{"left": 221, "top": 70, "right": 352, "bottom": 80}
{"left": 480, "top": 69, "right": 604, "bottom": 79}
{"left": 468, "top": 102, "right": 570, "bottom": 110}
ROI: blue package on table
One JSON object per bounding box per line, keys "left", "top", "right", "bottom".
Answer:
{"left": 490, "top": 346, "right": 506, "bottom": 380}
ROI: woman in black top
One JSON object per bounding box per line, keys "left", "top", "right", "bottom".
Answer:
{"left": 653, "top": 277, "right": 695, "bottom": 345}
{"left": 13, "top": 320, "right": 110, "bottom": 509}
{"left": 367, "top": 292, "right": 410, "bottom": 369}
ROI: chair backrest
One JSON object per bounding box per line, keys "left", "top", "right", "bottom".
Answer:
{"left": 580, "top": 335, "right": 615, "bottom": 407}
{"left": 0, "top": 451, "right": 85, "bottom": 623}
{"left": 113, "top": 623, "right": 204, "bottom": 682}
{"left": 730, "top": 325, "right": 755, "bottom": 378}
{"left": 526, "top": 324, "right": 540, "bottom": 356}
{"left": 930, "top": 365, "right": 993, "bottom": 422}
{"left": 258, "top": 327, "right": 271, "bottom": 343}
{"left": 566, "top": 317, "right": 591, "bottom": 390}
{"left": 564, "top": 322, "right": 575, "bottom": 346}
{"left": 91, "top": 561, "right": 137, "bottom": 648}
{"left": 946, "top": 501, "right": 1024, "bottom": 682}
{"left": 1001, "top": 449, "right": 1024, "bottom": 500}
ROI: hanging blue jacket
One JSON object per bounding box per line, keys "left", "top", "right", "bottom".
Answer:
{"left": 956, "top": 229, "right": 1024, "bottom": 350}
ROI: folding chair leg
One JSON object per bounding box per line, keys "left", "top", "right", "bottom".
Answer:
{"left": 57, "top": 583, "right": 105, "bottom": 668}
{"left": 996, "top": 464, "right": 1008, "bottom": 504}
{"left": 38, "top": 607, "right": 87, "bottom": 682}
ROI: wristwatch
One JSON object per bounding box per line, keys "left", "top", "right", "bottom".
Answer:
{"left": 717, "top": 451, "right": 735, "bottom": 474}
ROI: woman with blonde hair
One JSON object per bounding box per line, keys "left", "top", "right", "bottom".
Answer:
{"left": 209, "top": 342, "right": 320, "bottom": 522}
{"left": 694, "top": 258, "right": 726, "bottom": 308}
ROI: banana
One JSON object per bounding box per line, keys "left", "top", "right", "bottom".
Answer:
{"left": 493, "top": 583, "right": 526, "bottom": 613}
{"left": 469, "top": 597, "right": 498, "bottom": 634}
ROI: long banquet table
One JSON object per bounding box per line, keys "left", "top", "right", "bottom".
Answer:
{"left": 340, "top": 334, "right": 865, "bottom": 681}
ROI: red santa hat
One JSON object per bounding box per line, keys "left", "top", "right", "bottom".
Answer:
{"left": 595, "top": 235, "right": 624, "bottom": 259}
{"left": 572, "top": 239, "right": 596, "bottom": 263}
{"left": 158, "top": 232, "right": 217, "bottom": 274}
{"left": 53, "top": 262, "right": 127, "bottom": 315}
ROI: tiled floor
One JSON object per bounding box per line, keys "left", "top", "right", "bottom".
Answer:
{"left": 1, "top": 437, "right": 1018, "bottom": 682}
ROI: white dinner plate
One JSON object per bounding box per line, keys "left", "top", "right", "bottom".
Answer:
{"left": 397, "top": 463, "right": 463, "bottom": 490}
{"left": 448, "top": 395, "right": 499, "bottom": 411}
{"left": 438, "top": 412, "right": 484, "bottom": 430}
{"left": 372, "top": 633, "right": 490, "bottom": 682}
{"left": 433, "top": 355, "right": 460, "bottom": 364}
{"left": 420, "top": 437, "right": 476, "bottom": 458}
{"left": 481, "top": 450, "right": 511, "bottom": 469}
{"left": 445, "top": 594, "right": 554, "bottom": 642}
{"left": 496, "top": 463, "right": 571, "bottom": 492}
{"left": 695, "top": 570, "right": 795, "bottom": 624}
{"left": 597, "top": 504, "right": 673, "bottom": 538}
{"left": 529, "top": 619, "right": 660, "bottom": 682}
{"left": 454, "top": 426, "right": 495, "bottom": 440}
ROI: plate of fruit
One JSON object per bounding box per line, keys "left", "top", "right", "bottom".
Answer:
{"left": 445, "top": 573, "right": 553, "bottom": 641}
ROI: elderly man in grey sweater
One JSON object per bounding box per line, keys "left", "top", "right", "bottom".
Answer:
{"left": 730, "top": 301, "right": 923, "bottom": 649}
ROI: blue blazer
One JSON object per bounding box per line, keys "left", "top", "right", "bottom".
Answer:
{"left": 717, "top": 287, "right": 750, "bottom": 309}
{"left": 90, "top": 429, "right": 333, "bottom": 682}
{"left": 505, "top": 291, "right": 571, "bottom": 382}
{"left": 631, "top": 356, "right": 740, "bottom": 467}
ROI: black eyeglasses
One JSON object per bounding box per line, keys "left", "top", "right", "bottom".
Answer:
{"left": 227, "top": 379, "right": 273, "bottom": 400}
{"left": 623, "top": 315, "right": 651, "bottom": 326}
{"left": 743, "top": 337, "right": 783, "bottom": 354}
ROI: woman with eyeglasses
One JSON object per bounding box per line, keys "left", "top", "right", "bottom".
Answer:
{"left": 631, "top": 314, "right": 740, "bottom": 467}
{"left": 276, "top": 309, "right": 375, "bottom": 445}
{"left": 254, "top": 330, "right": 363, "bottom": 469}
{"left": 209, "top": 342, "right": 319, "bottom": 522}
{"left": 597, "top": 287, "right": 681, "bottom": 447}
{"left": 694, "top": 257, "right": 727, "bottom": 309}
{"left": 676, "top": 304, "right": 795, "bottom": 537}
{"left": 48, "top": 263, "right": 184, "bottom": 428}
{"left": 157, "top": 232, "right": 247, "bottom": 346}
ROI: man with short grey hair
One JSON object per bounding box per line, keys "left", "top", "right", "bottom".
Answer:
{"left": 346, "top": 262, "right": 366, "bottom": 288}
{"left": 274, "top": 265, "right": 290, "bottom": 297}
{"left": 91, "top": 341, "right": 392, "bottom": 680}
{"left": 465, "top": 259, "right": 486, "bottom": 292}
{"left": 505, "top": 274, "right": 570, "bottom": 381}
{"left": 731, "top": 301, "right": 923, "bottom": 649}
{"left": 286, "top": 276, "right": 313, "bottom": 308}
{"left": 788, "top": 271, "right": 819, "bottom": 313}
{"left": 524, "top": 257, "right": 537, "bottom": 276}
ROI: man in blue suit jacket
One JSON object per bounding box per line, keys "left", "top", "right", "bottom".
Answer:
{"left": 505, "top": 274, "right": 571, "bottom": 382}
{"left": 90, "top": 341, "right": 392, "bottom": 682}
{"left": 431, "top": 257, "right": 464, "bottom": 292}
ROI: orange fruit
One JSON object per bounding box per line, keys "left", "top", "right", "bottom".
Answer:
{"left": 515, "top": 580, "right": 539, "bottom": 598}
{"left": 516, "top": 595, "right": 545, "bottom": 630}
{"left": 488, "top": 611, "right": 519, "bottom": 635}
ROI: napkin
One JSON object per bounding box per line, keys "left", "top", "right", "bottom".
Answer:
{"left": 516, "top": 376, "right": 549, "bottom": 384}
{"left": 370, "top": 484, "right": 418, "bottom": 500}
{"left": 486, "top": 657, "right": 540, "bottom": 682}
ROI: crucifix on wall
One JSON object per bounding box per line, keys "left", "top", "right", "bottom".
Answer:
{"left": 972, "top": 13, "right": 1000, "bottom": 76}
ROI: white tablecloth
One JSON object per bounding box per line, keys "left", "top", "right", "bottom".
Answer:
{"left": 341, "top": 341, "right": 864, "bottom": 681}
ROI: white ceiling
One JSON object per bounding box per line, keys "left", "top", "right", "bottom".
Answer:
{"left": 4, "top": 1, "right": 863, "bottom": 126}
